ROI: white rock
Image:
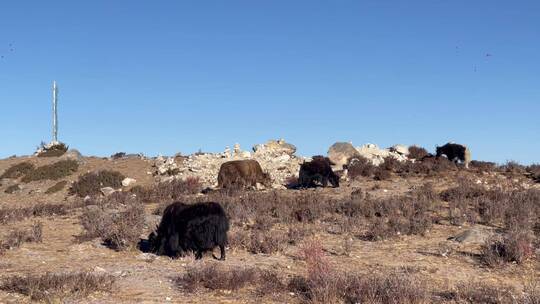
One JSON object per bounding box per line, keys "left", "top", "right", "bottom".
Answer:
{"left": 122, "top": 177, "right": 136, "bottom": 187}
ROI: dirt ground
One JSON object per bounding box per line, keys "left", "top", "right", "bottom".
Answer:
{"left": 0, "top": 155, "right": 538, "bottom": 303}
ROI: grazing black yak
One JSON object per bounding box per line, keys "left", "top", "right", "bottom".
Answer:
{"left": 298, "top": 156, "right": 340, "bottom": 188}
{"left": 436, "top": 143, "right": 471, "bottom": 169}
{"left": 149, "top": 202, "right": 229, "bottom": 260}
{"left": 217, "top": 159, "right": 271, "bottom": 189}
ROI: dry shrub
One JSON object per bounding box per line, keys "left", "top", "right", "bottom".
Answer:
{"left": 248, "top": 230, "right": 286, "bottom": 254}
{"left": 401, "top": 156, "right": 457, "bottom": 177}
{"left": 0, "top": 272, "right": 115, "bottom": 302}
{"left": 527, "top": 164, "right": 540, "bottom": 182}
{"left": 37, "top": 142, "right": 68, "bottom": 157}
{"left": 347, "top": 156, "right": 376, "bottom": 179}
{"left": 470, "top": 160, "right": 497, "bottom": 172}
{"left": 452, "top": 281, "right": 515, "bottom": 304}
{"left": 70, "top": 170, "right": 125, "bottom": 197}
{"left": 150, "top": 177, "right": 202, "bottom": 202}
{"left": 296, "top": 239, "right": 342, "bottom": 303}
{"left": 1, "top": 222, "right": 43, "bottom": 252}
{"left": 501, "top": 160, "right": 527, "bottom": 174}
{"left": 408, "top": 145, "right": 430, "bottom": 160}
{"left": 344, "top": 270, "right": 428, "bottom": 304}
{"left": 360, "top": 196, "right": 432, "bottom": 240}
{"left": 4, "top": 184, "right": 20, "bottom": 194}
{"left": 257, "top": 269, "right": 287, "bottom": 297}
{"left": 0, "top": 162, "right": 35, "bottom": 179}
{"left": 45, "top": 180, "right": 68, "bottom": 194}
{"left": 22, "top": 160, "right": 78, "bottom": 182}
{"left": 373, "top": 167, "right": 391, "bottom": 180}
{"left": 178, "top": 262, "right": 257, "bottom": 292}
{"left": 482, "top": 232, "right": 534, "bottom": 267}
{"left": 79, "top": 194, "right": 145, "bottom": 250}
{"left": 110, "top": 152, "right": 126, "bottom": 159}
{"left": 381, "top": 156, "right": 402, "bottom": 172}
{"left": 0, "top": 204, "right": 69, "bottom": 224}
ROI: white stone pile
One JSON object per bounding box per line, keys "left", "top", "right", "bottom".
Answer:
{"left": 152, "top": 139, "right": 307, "bottom": 189}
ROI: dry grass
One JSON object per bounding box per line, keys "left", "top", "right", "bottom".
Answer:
{"left": 132, "top": 177, "right": 202, "bottom": 204}
{"left": 0, "top": 203, "right": 69, "bottom": 224}
{"left": 21, "top": 160, "right": 79, "bottom": 182}
{"left": 0, "top": 222, "right": 42, "bottom": 254}
{"left": 0, "top": 162, "right": 35, "bottom": 179}
{"left": 0, "top": 272, "right": 115, "bottom": 302}
{"left": 70, "top": 170, "right": 125, "bottom": 197}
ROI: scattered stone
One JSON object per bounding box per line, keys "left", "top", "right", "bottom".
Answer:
{"left": 100, "top": 187, "right": 116, "bottom": 196}
{"left": 122, "top": 177, "right": 137, "bottom": 187}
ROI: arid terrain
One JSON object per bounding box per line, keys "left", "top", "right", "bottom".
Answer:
{"left": 0, "top": 144, "right": 538, "bottom": 304}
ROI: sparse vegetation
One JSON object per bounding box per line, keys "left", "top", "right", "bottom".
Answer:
{"left": 0, "top": 272, "right": 115, "bottom": 302}
{"left": 79, "top": 193, "right": 145, "bottom": 250}
{"left": 70, "top": 170, "right": 125, "bottom": 197}
{"left": 1, "top": 222, "right": 42, "bottom": 253}
{"left": 0, "top": 162, "right": 35, "bottom": 179}
{"left": 45, "top": 180, "right": 68, "bottom": 194}
{"left": 0, "top": 204, "right": 69, "bottom": 224}
{"left": 21, "top": 160, "right": 79, "bottom": 182}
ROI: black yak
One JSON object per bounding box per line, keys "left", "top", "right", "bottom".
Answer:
{"left": 149, "top": 201, "right": 229, "bottom": 260}
{"left": 298, "top": 156, "right": 340, "bottom": 188}
{"left": 436, "top": 143, "right": 471, "bottom": 169}
{"left": 217, "top": 159, "right": 271, "bottom": 189}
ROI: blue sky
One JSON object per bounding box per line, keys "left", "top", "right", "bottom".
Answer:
{"left": 0, "top": 1, "right": 538, "bottom": 164}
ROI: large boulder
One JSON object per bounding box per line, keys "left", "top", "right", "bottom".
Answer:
{"left": 327, "top": 142, "right": 359, "bottom": 169}
{"left": 60, "top": 149, "right": 84, "bottom": 163}
{"left": 253, "top": 139, "right": 296, "bottom": 156}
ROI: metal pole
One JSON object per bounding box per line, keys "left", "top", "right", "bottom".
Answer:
{"left": 52, "top": 81, "right": 58, "bottom": 143}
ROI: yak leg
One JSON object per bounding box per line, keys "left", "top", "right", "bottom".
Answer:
{"left": 195, "top": 250, "right": 203, "bottom": 260}
{"left": 219, "top": 244, "right": 226, "bottom": 260}
{"left": 322, "top": 176, "right": 329, "bottom": 187}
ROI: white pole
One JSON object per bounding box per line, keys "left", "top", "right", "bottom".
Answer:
{"left": 52, "top": 81, "right": 58, "bottom": 144}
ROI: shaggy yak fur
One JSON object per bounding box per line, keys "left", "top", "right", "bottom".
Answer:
{"left": 149, "top": 202, "right": 229, "bottom": 260}
{"left": 217, "top": 159, "right": 271, "bottom": 189}
{"left": 436, "top": 143, "right": 471, "bottom": 168}
{"left": 298, "top": 156, "right": 340, "bottom": 188}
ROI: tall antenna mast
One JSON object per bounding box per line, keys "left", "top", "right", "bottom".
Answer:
{"left": 52, "top": 81, "right": 58, "bottom": 144}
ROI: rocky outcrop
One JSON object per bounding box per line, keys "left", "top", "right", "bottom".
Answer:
{"left": 327, "top": 142, "right": 359, "bottom": 169}
{"left": 253, "top": 139, "right": 296, "bottom": 157}
{"left": 355, "top": 143, "right": 409, "bottom": 166}
{"left": 152, "top": 139, "right": 305, "bottom": 189}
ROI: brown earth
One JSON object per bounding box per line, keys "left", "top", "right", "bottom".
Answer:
{"left": 0, "top": 155, "right": 538, "bottom": 303}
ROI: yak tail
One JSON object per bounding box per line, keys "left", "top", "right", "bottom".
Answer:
{"left": 464, "top": 147, "right": 471, "bottom": 169}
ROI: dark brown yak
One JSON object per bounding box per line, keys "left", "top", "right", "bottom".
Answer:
{"left": 217, "top": 159, "right": 271, "bottom": 189}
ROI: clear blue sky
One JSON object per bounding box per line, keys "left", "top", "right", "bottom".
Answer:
{"left": 1, "top": 1, "right": 538, "bottom": 164}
